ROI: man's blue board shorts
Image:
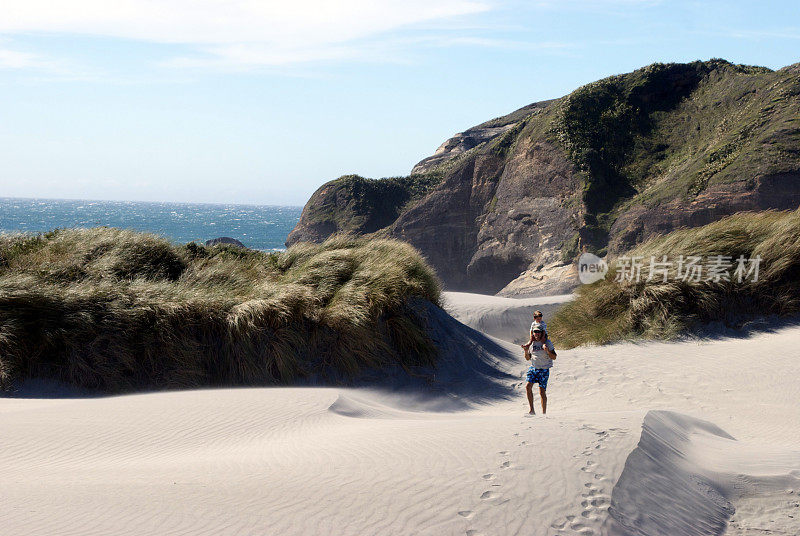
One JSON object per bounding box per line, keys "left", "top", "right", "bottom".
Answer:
{"left": 526, "top": 368, "right": 550, "bottom": 389}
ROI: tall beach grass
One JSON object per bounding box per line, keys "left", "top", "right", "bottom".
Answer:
{"left": 550, "top": 208, "right": 800, "bottom": 347}
{"left": 0, "top": 229, "right": 441, "bottom": 391}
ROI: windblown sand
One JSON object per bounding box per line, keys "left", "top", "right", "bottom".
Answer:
{"left": 2, "top": 292, "right": 799, "bottom": 535}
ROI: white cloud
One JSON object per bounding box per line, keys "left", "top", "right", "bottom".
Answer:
{"left": 2, "top": 1, "right": 490, "bottom": 44}
{"left": 162, "top": 34, "right": 574, "bottom": 70}
{"left": 430, "top": 36, "right": 571, "bottom": 50}
{"left": 724, "top": 28, "right": 800, "bottom": 41}
{"left": 1, "top": 0, "right": 493, "bottom": 67}
{"left": 0, "top": 48, "right": 42, "bottom": 69}
{"left": 164, "top": 42, "right": 389, "bottom": 70}
{"left": 0, "top": 47, "right": 73, "bottom": 73}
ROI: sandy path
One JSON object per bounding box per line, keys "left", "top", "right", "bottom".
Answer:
{"left": 2, "top": 293, "right": 799, "bottom": 535}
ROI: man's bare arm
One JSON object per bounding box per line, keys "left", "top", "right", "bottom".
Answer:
{"left": 522, "top": 330, "right": 534, "bottom": 348}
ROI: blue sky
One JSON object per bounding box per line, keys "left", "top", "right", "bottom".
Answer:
{"left": 1, "top": 0, "right": 798, "bottom": 206}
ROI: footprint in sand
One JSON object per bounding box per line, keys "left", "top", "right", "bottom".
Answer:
{"left": 480, "top": 491, "right": 497, "bottom": 500}
{"left": 572, "top": 433, "right": 612, "bottom": 531}
{"left": 500, "top": 461, "right": 511, "bottom": 469}
{"left": 582, "top": 486, "right": 599, "bottom": 497}
{"left": 569, "top": 520, "right": 597, "bottom": 536}
{"left": 458, "top": 510, "right": 474, "bottom": 518}
{"left": 482, "top": 473, "right": 494, "bottom": 480}
{"left": 581, "top": 497, "right": 608, "bottom": 508}
{"left": 465, "top": 530, "right": 482, "bottom": 536}
{"left": 580, "top": 492, "right": 611, "bottom": 525}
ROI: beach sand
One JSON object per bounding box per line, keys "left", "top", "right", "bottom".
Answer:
{"left": 2, "top": 292, "right": 799, "bottom": 535}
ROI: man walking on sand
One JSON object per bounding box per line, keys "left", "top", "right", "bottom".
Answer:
{"left": 522, "top": 324, "right": 556, "bottom": 415}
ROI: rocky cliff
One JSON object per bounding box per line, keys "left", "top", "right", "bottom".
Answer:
{"left": 287, "top": 59, "right": 800, "bottom": 296}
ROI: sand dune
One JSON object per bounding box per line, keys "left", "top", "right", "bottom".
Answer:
{"left": 2, "top": 294, "right": 799, "bottom": 535}
{"left": 442, "top": 291, "right": 574, "bottom": 344}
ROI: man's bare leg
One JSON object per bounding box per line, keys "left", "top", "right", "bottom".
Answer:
{"left": 526, "top": 382, "right": 535, "bottom": 414}
{"left": 539, "top": 386, "right": 547, "bottom": 414}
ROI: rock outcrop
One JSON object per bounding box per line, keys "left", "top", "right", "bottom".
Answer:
{"left": 288, "top": 59, "right": 800, "bottom": 296}
{"left": 205, "top": 237, "right": 246, "bottom": 248}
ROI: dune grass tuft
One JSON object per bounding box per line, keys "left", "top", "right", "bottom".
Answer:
{"left": 0, "top": 228, "right": 441, "bottom": 391}
{"left": 550, "top": 208, "right": 800, "bottom": 348}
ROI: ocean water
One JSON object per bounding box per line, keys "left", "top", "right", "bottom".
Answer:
{"left": 0, "top": 198, "right": 303, "bottom": 251}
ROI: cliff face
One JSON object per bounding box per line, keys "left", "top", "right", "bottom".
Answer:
{"left": 288, "top": 59, "right": 800, "bottom": 295}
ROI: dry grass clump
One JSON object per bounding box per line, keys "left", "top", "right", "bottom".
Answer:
{"left": 550, "top": 208, "right": 800, "bottom": 347}
{"left": 0, "top": 228, "right": 441, "bottom": 391}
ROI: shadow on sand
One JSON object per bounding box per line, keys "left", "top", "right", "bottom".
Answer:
{"left": 322, "top": 299, "right": 519, "bottom": 412}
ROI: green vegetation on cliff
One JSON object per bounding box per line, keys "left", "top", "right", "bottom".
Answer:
{"left": 293, "top": 172, "right": 443, "bottom": 241}
{"left": 550, "top": 208, "right": 800, "bottom": 348}
{"left": 418, "top": 59, "right": 799, "bottom": 259}
{"left": 0, "top": 228, "right": 441, "bottom": 391}
{"left": 289, "top": 59, "right": 800, "bottom": 294}
{"left": 550, "top": 59, "right": 797, "bottom": 255}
